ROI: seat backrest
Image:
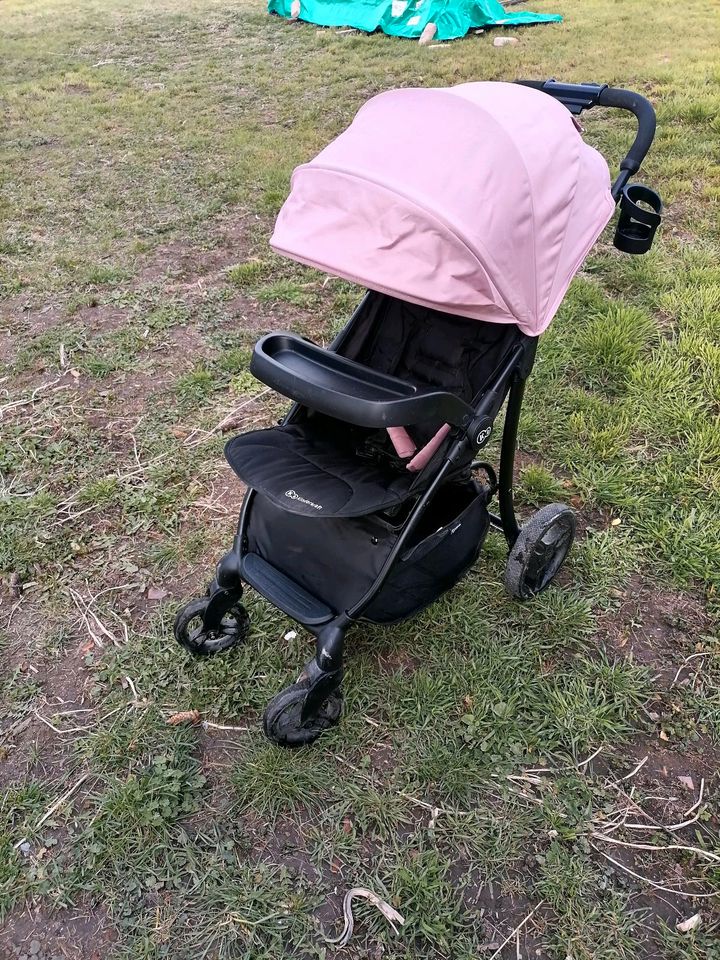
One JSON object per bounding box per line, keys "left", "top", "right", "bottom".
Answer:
{"left": 341, "top": 294, "right": 518, "bottom": 399}
{"left": 339, "top": 293, "right": 520, "bottom": 447}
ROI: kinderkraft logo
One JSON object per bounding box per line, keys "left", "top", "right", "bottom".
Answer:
{"left": 285, "top": 489, "right": 323, "bottom": 511}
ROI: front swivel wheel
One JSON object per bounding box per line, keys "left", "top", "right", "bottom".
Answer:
{"left": 263, "top": 680, "right": 342, "bottom": 747}
{"left": 505, "top": 503, "right": 576, "bottom": 600}
{"left": 174, "top": 597, "right": 249, "bottom": 656}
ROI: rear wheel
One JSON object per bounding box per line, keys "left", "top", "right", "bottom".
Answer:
{"left": 505, "top": 504, "right": 576, "bottom": 600}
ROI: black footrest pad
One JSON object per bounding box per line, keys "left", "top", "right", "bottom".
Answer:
{"left": 241, "top": 552, "right": 334, "bottom": 626}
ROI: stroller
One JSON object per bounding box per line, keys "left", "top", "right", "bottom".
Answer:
{"left": 174, "top": 80, "right": 662, "bottom": 746}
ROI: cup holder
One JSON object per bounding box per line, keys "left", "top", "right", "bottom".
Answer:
{"left": 613, "top": 184, "right": 662, "bottom": 254}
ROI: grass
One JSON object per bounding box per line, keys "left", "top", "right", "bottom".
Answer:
{"left": 1, "top": 0, "right": 720, "bottom": 957}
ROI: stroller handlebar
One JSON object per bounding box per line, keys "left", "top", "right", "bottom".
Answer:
{"left": 516, "top": 79, "right": 657, "bottom": 200}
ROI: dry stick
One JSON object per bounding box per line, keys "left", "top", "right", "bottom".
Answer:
{"left": 593, "top": 848, "right": 719, "bottom": 899}
{"left": 69, "top": 588, "right": 104, "bottom": 648}
{"left": 683, "top": 778, "right": 706, "bottom": 818}
{"left": 34, "top": 703, "right": 126, "bottom": 735}
{"left": 6, "top": 595, "right": 25, "bottom": 629}
{"left": 619, "top": 755, "right": 649, "bottom": 781}
{"left": 202, "top": 720, "right": 250, "bottom": 733}
{"left": 0, "top": 377, "right": 65, "bottom": 419}
{"left": 34, "top": 711, "right": 96, "bottom": 735}
{"left": 671, "top": 653, "right": 711, "bottom": 687}
{"left": 70, "top": 586, "right": 121, "bottom": 646}
{"left": 606, "top": 779, "right": 706, "bottom": 834}
{"left": 524, "top": 745, "right": 603, "bottom": 775}
{"left": 335, "top": 754, "right": 469, "bottom": 818}
{"left": 13, "top": 773, "right": 91, "bottom": 850}
{"left": 184, "top": 389, "right": 272, "bottom": 447}
{"left": 488, "top": 901, "right": 546, "bottom": 960}
{"left": 52, "top": 502, "right": 97, "bottom": 527}
{"left": 592, "top": 832, "right": 720, "bottom": 864}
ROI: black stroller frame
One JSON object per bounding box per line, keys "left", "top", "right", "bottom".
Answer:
{"left": 174, "top": 81, "right": 662, "bottom": 746}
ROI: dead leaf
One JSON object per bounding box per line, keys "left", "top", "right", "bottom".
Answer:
{"left": 167, "top": 710, "right": 201, "bottom": 726}
{"left": 146, "top": 585, "right": 169, "bottom": 601}
{"left": 677, "top": 913, "right": 701, "bottom": 933}
{"left": 678, "top": 775, "right": 695, "bottom": 791}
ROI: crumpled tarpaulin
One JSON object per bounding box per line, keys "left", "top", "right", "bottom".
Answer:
{"left": 268, "top": 0, "right": 562, "bottom": 40}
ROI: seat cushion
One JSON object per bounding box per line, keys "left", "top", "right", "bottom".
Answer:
{"left": 225, "top": 423, "right": 415, "bottom": 518}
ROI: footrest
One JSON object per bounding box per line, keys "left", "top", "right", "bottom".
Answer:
{"left": 241, "top": 552, "right": 335, "bottom": 626}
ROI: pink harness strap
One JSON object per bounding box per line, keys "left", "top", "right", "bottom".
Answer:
{"left": 386, "top": 426, "right": 417, "bottom": 460}
{"left": 406, "top": 424, "right": 451, "bottom": 472}
{"left": 386, "top": 423, "right": 451, "bottom": 472}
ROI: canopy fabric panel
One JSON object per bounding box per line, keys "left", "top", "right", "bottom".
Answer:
{"left": 268, "top": 0, "right": 562, "bottom": 40}
{"left": 271, "top": 82, "right": 615, "bottom": 336}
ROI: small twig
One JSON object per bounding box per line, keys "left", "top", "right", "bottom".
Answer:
{"left": 594, "top": 848, "right": 719, "bottom": 899}
{"left": 488, "top": 901, "right": 546, "bottom": 960}
{"left": 524, "top": 745, "right": 603, "bottom": 775}
{"left": 52, "top": 503, "right": 98, "bottom": 527}
{"left": 184, "top": 390, "right": 272, "bottom": 448}
{"left": 611, "top": 784, "right": 705, "bottom": 834}
{"left": 6, "top": 595, "right": 25, "bottom": 629}
{"left": 34, "top": 711, "right": 95, "bottom": 735}
{"left": 35, "top": 703, "right": 127, "bottom": 735}
{"left": 592, "top": 832, "right": 720, "bottom": 863}
{"left": 619, "top": 755, "right": 648, "bottom": 782}
{"left": 69, "top": 588, "right": 105, "bottom": 648}
{"left": 201, "top": 720, "right": 250, "bottom": 732}
{"left": 671, "top": 653, "right": 710, "bottom": 687}
{"left": 683, "top": 778, "right": 706, "bottom": 818}
{"left": 0, "top": 377, "right": 66, "bottom": 420}
{"left": 602, "top": 781, "right": 706, "bottom": 836}
{"left": 13, "top": 773, "right": 91, "bottom": 849}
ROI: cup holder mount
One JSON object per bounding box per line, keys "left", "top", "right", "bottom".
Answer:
{"left": 613, "top": 183, "right": 662, "bottom": 255}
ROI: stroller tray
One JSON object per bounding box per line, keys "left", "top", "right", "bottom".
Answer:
{"left": 251, "top": 332, "right": 473, "bottom": 428}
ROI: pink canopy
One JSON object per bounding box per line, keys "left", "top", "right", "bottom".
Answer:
{"left": 271, "top": 82, "right": 615, "bottom": 336}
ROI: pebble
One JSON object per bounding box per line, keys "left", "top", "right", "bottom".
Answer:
{"left": 493, "top": 36, "right": 518, "bottom": 46}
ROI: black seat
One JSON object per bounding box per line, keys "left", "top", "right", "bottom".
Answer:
{"left": 226, "top": 294, "right": 523, "bottom": 518}
{"left": 225, "top": 420, "right": 414, "bottom": 518}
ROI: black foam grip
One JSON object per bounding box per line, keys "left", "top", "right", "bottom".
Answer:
{"left": 596, "top": 87, "right": 657, "bottom": 173}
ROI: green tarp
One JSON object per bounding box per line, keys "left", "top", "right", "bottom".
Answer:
{"left": 268, "top": 0, "right": 561, "bottom": 41}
